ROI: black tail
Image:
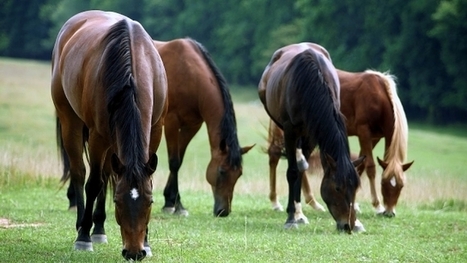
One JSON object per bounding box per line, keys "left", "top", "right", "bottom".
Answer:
{"left": 102, "top": 19, "right": 145, "bottom": 185}
{"left": 188, "top": 38, "right": 242, "bottom": 168}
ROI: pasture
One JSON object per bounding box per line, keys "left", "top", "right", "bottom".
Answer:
{"left": 0, "top": 58, "right": 466, "bottom": 262}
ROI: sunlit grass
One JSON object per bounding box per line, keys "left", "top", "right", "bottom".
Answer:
{"left": 1, "top": 58, "right": 467, "bottom": 262}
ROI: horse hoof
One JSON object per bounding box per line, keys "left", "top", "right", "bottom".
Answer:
{"left": 284, "top": 222, "right": 299, "bottom": 229}
{"left": 296, "top": 217, "right": 309, "bottom": 224}
{"left": 374, "top": 205, "right": 385, "bottom": 214}
{"left": 161, "top": 207, "right": 175, "bottom": 214}
{"left": 271, "top": 202, "right": 284, "bottom": 211}
{"left": 74, "top": 241, "right": 93, "bottom": 251}
{"left": 174, "top": 209, "right": 189, "bottom": 217}
{"left": 382, "top": 211, "right": 396, "bottom": 218}
{"left": 353, "top": 219, "right": 366, "bottom": 233}
{"left": 144, "top": 246, "right": 152, "bottom": 257}
{"left": 91, "top": 234, "right": 108, "bottom": 244}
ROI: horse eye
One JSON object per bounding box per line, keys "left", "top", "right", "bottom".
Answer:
{"left": 335, "top": 186, "right": 341, "bottom": 193}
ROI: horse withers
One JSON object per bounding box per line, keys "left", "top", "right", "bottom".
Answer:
{"left": 52, "top": 10, "right": 168, "bottom": 260}
{"left": 258, "top": 43, "right": 364, "bottom": 232}
{"left": 153, "top": 38, "right": 254, "bottom": 217}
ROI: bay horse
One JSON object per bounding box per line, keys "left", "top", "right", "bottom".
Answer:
{"left": 258, "top": 42, "right": 364, "bottom": 232}
{"left": 267, "top": 69, "right": 414, "bottom": 218}
{"left": 52, "top": 10, "right": 167, "bottom": 261}
{"left": 153, "top": 38, "right": 254, "bottom": 217}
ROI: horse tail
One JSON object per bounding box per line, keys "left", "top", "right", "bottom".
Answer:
{"left": 187, "top": 38, "right": 242, "bottom": 168}
{"left": 366, "top": 70, "right": 408, "bottom": 164}
{"left": 102, "top": 19, "right": 145, "bottom": 183}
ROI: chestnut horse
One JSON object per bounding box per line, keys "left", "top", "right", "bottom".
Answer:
{"left": 258, "top": 42, "right": 364, "bottom": 232}
{"left": 267, "top": 69, "right": 414, "bottom": 218}
{"left": 52, "top": 11, "right": 167, "bottom": 260}
{"left": 153, "top": 38, "right": 254, "bottom": 217}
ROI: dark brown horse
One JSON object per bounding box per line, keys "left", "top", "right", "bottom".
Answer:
{"left": 153, "top": 38, "right": 254, "bottom": 217}
{"left": 52, "top": 11, "right": 167, "bottom": 260}
{"left": 267, "top": 69, "right": 414, "bottom": 218}
{"left": 258, "top": 43, "right": 364, "bottom": 232}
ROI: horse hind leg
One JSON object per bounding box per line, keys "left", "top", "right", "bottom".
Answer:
{"left": 268, "top": 138, "right": 283, "bottom": 211}
{"left": 162, "top": 121, "right": 201, "bottom": 216}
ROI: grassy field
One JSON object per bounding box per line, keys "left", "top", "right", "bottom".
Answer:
{"left": 0, "top": 58, "right": 466, "bottom": 262}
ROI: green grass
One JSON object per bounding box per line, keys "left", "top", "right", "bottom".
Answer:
{"left": 1, "top": 58, "right": 467, "bottom": 262}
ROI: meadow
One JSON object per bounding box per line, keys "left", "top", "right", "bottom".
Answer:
{"left": 0, "top": 58, "right": 466, "bottom": 262}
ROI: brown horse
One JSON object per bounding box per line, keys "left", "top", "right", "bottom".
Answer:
{"left": 52, "top": 10, "right": 167, "bottom": 261}
{"left": 258, "top": 42, "right": 364, "bottom": 232}
{"left": 267, "top": 69, "right": 414, "bottom": 218}
{"left": 153, "top": 38, "right": 254, "bottom": 217}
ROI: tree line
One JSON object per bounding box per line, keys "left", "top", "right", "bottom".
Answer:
{"left": 1, "top": 0, "right": 465, "bottom": 124}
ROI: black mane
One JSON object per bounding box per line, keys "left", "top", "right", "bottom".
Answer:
{"left": 188, "top": 38, "right": 242, "bottom": 169}
{"left": 285, "top": 50, "right": 359, "bottom": 188}
{"left": 102, "top": 19, "right": 146, "bottom": 186}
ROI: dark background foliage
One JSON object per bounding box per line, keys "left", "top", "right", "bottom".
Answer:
{"left": 1, "top": 0, "right": 465, "bottom": 124}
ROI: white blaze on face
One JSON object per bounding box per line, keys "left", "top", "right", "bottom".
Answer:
{"left": 390, "top": 177, "right": 397, "bottom": 187}
{"left": 130, "top": 188, "right": 139, "bottom": 200}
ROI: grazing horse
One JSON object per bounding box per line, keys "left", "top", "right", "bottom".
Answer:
{"left": 153, "top": 38, "right": 254, "bottom": 217}
{"left": 258, "top": 42, "right": 364, "bottom": 232}
{"left": 52, "top": 10, "right": 167, "bottom": 261}
{"left": 267, "top": 69, "right": 414, "bottom": 217}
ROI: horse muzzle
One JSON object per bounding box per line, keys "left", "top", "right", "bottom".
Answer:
{"left": 122, "top": 248, "right": 146, "bottom": 261}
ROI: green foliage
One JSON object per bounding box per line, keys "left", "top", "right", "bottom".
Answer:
{"left": 1, "top": 0, "right": 466, "bottom": 122}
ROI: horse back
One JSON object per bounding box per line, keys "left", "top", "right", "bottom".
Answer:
{"left": 154, "top": 38, "right": 223, "bottom": 125}
{"left": 259, "top": 42, "right": 338, "bottom": 125}
{"left": 338, "top": 69, "right": 394, "bottom": 138}
{"left": 52, "top": 11, "right": 166, "bottom": 138}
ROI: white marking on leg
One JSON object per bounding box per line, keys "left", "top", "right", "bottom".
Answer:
{"left": 294, "top": 201, "right": 309, "bottom": 224}
{"left": 130, "top": 188, "right": 139, "bottom": 200}
{"left": 353, "top": 218, "right": 366, "bottom": 233}
{"left": 296, "top": 149, "right": 309, "bottom": 172}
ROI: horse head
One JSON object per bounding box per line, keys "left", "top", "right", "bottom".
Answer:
{"left": 111, "top": 153, "right": 157, "bottom": 261}
{"left": 320, "top": 153, "right": 365, "bottom": 233}
{"left": 207, "top": 144, "right": 254, "bottom": 217}
{"left": 377, "top": 157, "right": 414, "bottom": 217}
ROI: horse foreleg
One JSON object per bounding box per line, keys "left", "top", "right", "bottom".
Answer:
{"left": 301, "top": 173, "right": 325, "bottom": 212}
{"left": 90, "top": 153, "right": 112, "bottom": 244}
{"left": 75, "top": 135, "right": 106, "bottom": 251}
{"left": 283, "top": 129, "right": 301, "bottom": 229}
{"left": 358, "top": 132, "right": 384, "bottom": 214}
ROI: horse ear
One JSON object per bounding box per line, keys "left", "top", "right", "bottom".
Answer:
{"left": 323, "top": 153, "right": 337, "bottom": 171}
{"left": 146, "top": 153, "right": 158, "bottom": 175}
{"left": 376, "top": 157, "right": 388, "bottom": 170}
{"left": 111, "top": 153, "right": 124, "bottom": 174}
{"left": 352, "top": 155, "right": 366, "bottom": 168}
{"left": 402, "top": 160, "right": 414, "bottom": 171}
{"left": 241, "top": 144, "right": 256, "bottom": 155}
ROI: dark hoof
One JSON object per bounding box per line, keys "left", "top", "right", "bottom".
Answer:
{"left": 284, "top": 220, "right": 299, "bottom": 229}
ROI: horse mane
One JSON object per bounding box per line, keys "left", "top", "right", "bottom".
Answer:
{"left": 102, "top": 19, "right": 146, "bottom": 186}
{"left": 365, "top": 70, "right": 408, "bottom": 180}
{"left": 187, "top": 38, "right": 242, "bottom": 169}
{"left": 286, "top": 50, "right": 358, "bottom": 188}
